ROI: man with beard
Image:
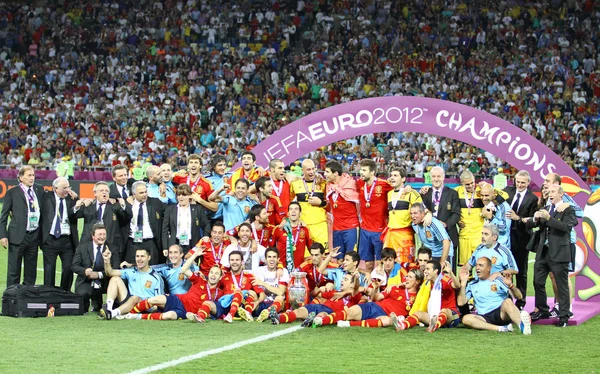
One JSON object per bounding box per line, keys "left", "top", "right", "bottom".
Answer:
{"left": 253, "top": 248, "right": 291, "bottom": 322}
{"left": 229, "top": 151, "right": 267, "bottom": 188}
{"left": 173, "top": 154, "right": 218, "bottom": 212}
{"left": 479, "top": 183, "right": 512, "bottom": 248}
{"left": 221, "top": 222, "right": 266, "bottom": 274}
{"left": 255, "top": 176, "right": 285, "bottom": 226}
{"left": 275, "top": 202, "right": 312, "bottom": 270}
{"left": 186, "top": 221, "right": 231, "bottom": 276}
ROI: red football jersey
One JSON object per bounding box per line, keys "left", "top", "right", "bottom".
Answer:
{"left": 177, "top": 274, "right": 224, "bottom": 313}
{"left": 274, "top": 225, "right": 312, "bottom": 269}
{"left": 270, "top": 178, "right": 291, "bottom": 212}
{"left": 375, "top": 286, "right": 415, "bottom": 317}
{"left": 356, "top": 179, "right": 393, "bottom": 232}
{"left": 262, "top": 196, "right": 286, "bottom": 226}
{"left": 326, "top": 188, "right": 359, "bottom": 231}
{"left": 220, "top": 271, "right": 263, "bottom": 295}
{"left": 318, "top": 291, "right": 363, "bottom": 313}
{"left": 298, "top": 260, "right": 337, "bottom": 291}
{"left": 172, "top": 173, "right": 214, "bottom": 200}
{"left": 227, "top": 223, "right": 275, "bottom": 248}
{"left": 196, "top": 239, "right": 231, "bottom": 276}
{"left": 438, "top": 276, "right": 458, "bottom": 312}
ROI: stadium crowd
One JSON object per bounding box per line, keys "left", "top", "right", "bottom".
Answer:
{"left": 0, "top": 0, "right": 599, "bottom": 180}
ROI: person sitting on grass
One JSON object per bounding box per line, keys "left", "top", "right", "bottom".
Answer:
{"left": 457, "top": 256, "right": 532, "bottom": 334}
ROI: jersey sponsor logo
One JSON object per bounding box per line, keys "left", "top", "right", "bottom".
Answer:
{"left": 145, "top": 280, "right": 152, "bottom": 289}
{"left": 491, "top": 284, "right": 498, "bottom": 292}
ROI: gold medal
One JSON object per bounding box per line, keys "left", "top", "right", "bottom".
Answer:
{"left": 334, "top": 203, "right": 338, "bottom": 209}
{"left": 366, "top": 202, "right": 371, "bottom": 208}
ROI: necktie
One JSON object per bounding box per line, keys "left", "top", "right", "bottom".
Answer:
{"left": 122, "top": 187, "right": 128, "bottom": 199}
{"left": 95, "top": 245, "right": 103, "bottom": 269}
{"left": 434, "top": 191, "right": 440, "bottom": 204}
{"left": 27, "top": 188, "right": 35, "bottom": 212}
{"left": 137, "top": 202, "right": 144, "bottom": 231}
{"left": 512, "top": 193, "right": 521, "bottom": 212}
{"left": 97, "top": 203, "right": 104, "bottom": 222}
{"left": 53, "top": 198, "right": 64, "bottom": 238}
{"left": 549, "top": 204, "right": 555, "bottom": 216}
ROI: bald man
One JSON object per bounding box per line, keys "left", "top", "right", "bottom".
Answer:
{"left": 290, "top": 159, "right": 329, "bottom": 247}
{"left": 479, "top": 183, "right": 512, "bottom": 248}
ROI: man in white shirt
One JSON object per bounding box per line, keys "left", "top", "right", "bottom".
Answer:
{"left": 253, "top": 247, "right": 290, "bottom": 322}
{"left": 221, "top": 222, "right": 265, "bottom": 274}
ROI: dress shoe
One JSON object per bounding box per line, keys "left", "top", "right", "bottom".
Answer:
{"left": 556, "top": 321, "right": 568, "bottom": 328}
{"left": 530, "top": 311, "right": 550, "bottom": 322}
{"left": 515, "top": 299, "right": 526, "bottom": 311}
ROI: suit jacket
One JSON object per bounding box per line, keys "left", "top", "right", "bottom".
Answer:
{"left": 421, "top": 186, "right": 461, "bottom": 247}
{"left": 125, "top": 197, "right": 165, "bottom": 250}
{"left": 161, "top": 204, "right": 211, "bottom": 250}
{"left": 504, "top": 187, "right": 538, "bottom": 245}
{"left": 41, "top": 192, "right": 79, "bottom": 248}
{"left": 109, "top": 182, "right": 132, "bottom": 200}
{"left": 76, "top": 201, "right": 131, "bottom": 253}
{"left": 0, "top": 183, "right": 46, "bottom": 245}
{"left": 72, "top": 242, "right": 120, "bottom": 289}
{"left": 526, "top": 206, "right": 577, "bottom": 263}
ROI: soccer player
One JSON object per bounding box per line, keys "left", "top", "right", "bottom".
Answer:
{"left": 209, "top": 178, "right": 257, "bottom": 231}
{"left": 267, "top": 158, "right": 293, "bottom": 212}
{"left": 384, "top": 167, "right": 423, "bottom": 263}
{"left": 393, "top": 260, "right": 460, "bottom": 332}
{"left": 172, "top": 154, "right": 217, "bottom": 212}
{"left": 479, "top": 183, "right": 512, "bottom": 248}
{"left": 229, "top": 151, "right": 266, "bottom": 188}
{"left": 275, "top": 202, "right": 312, "bottom": 271}
{"left": 220, "top": 250, "right": 266, "bottom": 322}
{"left": 458, "top": 257, "right": 532, "bottom": 334}
{"left": 99, "top": 247, "right": 165, "bottom": 320}
{"left": 290, "top": 159, "right": 328, "bottom": 247}
{"left": 455, "top": 170, "right": 485, "bottom": 267}
{"left": 416, "top": 247, "right": 433, "bottom": 271}
{"left": 153, "top": 244, "right": 198, "bottom": 295}
{"left": 221, "top": 222, "right": 266, "bottom": 274}
{"left": 314, "top": 268, "right": 424, "bottom": 328}
{"left": 410, "top": 203, "right": 453, "bottom": 266}
{"left": 298, "top": 243, "right": 337, "bottom": 296}
{"left": 252, "top": 248, "right": 291, "bottom": 322}
{"left": 356, "top": 159, "right": 393, "bottom": 272}
{"left": 324, "top": 160, "right": 359, "bottom": 259}
{"left": 204, "top": 155, "right": 231, "bottom": 220}
{"left": 373, "top": 247, "right": 417, "bottom": 287}
{"left": 461, "top": 223, "right": 518, "bottom": 280}
{"left": 186, "top": 221, "right": 231, "bottom": 276}
{"left": 271, "top": 273, "right": 362, "bottom": 326}
{"left": 317, "top": 247, "right": 368, "bottom": 291}
{"left": 254, "top": 176, "right": 285, "bottom": 226}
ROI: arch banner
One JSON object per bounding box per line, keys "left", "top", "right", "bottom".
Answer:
{"left": 245, "top": 96, "right": 600, "bottom": 304}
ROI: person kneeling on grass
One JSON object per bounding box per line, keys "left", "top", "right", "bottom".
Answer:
{"left": 393, "top": 260, "right": 460, "bottom": 332}
{"left": 313, "top": 269, "right": 424, "bottom": 328}
{"left": 270, "top": 273, "right": 363, "bottom": 327}
{"left": 457, "top": 257, "right": 532, "bottom": 335}
{"left": 99, "top": 248, "right": 165, "bottom": 320}
{"left": 123, "top": 248, "right": 225, "bottom": 321}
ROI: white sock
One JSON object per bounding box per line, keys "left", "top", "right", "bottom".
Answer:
{"left": 112, "top": 309, "right": 121, "bottom": 317}
{"left": 106, "top": 300, "right": 114, "bottom": 311}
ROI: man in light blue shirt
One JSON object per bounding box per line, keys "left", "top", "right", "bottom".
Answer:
{"left": 208, "top": 178, "right": 257, "bottom": 231}
{"left": 153, "top": 244, "right": 198, "bottom": 295}
{"left": 462, "top": 223, "right": 518, "bottom": 280}
{"left": 480, "top": 183, "right": 511, "bottom": 248}
{"left": 410, "top": 203, "right": 453, "bottom": 266}
{"left": 205, "top": 155, "right": 231, "bottom": 219}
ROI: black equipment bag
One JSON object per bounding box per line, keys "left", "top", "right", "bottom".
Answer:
{"left": 2, "top": 284, "right": 84, "bottom": 317}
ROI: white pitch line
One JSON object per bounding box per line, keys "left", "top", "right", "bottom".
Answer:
{"left": 128, "top": 325, "right": 302, "bottom": 374}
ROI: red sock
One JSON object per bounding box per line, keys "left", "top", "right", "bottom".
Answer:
{"left": 272, "top": 300, "right": 283, "bottom": 312}
{"left": 350, "top": 319, "right": 383, "bottom": 328}
{"left": 436, "top": 313, "right": 448, "bottom": 329}
{"left": 132, "top": 300, "right": 151, "bottom": 313}
{"left": 402, "top": 315, "right": 420, "bottom": 330}
{"left": 230, "top": 291, "right": 242, "bottom": 316}
{"left": 279, "top": 311, "right": 296, "bottom": 324}
{"left": 143, "top": 313, "right": 163, "bottom": 320}
{"left": 197, "top": 304, "right": 211, "bottom": 320}
{"left": 244, "top": 294, "right": 256, "bottom": 313}
{"left": 322, "top": 311, "right": 347, "bottom": 325}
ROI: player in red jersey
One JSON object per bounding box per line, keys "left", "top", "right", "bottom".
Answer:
{"left": 274, "top": 202, "right": 312, "bottom": 270}
{"left": 219, "top": 250, "right": 266, "bottom": 322}
{"left": 122, "top": 247, "right": 224, "bottom": 321}
{"left": 172, "top": 154, "right": 218, "bottom": 212}
{"left": 324, "top": 160, "right": 360, "bottom": 259}
{"left": 393, "top": 260, "right": 460, "bottom": 332}
{"left": 229, "top": 151, "right": 267, "bottom": 188}
{"left": 270, "top": 273, "right": 362, "bottom": 326}
{"left": 356, "top": 159, "right": 393, "bottom": 272}
{"left": 298, "top": 243, "right": 337, "bottom": 296}
{"left": 313, "top": 268, "right": 424, "bottom": 328}
{"left": 185, "top": 221, "right": 231, "bottom": 276}
{"left": 255, "top": 176, "right": 285, "bottom": 226}
{"left": 227, "top": 205, "right": 275, "bottom": 248}
{"left": 268, "top": 158, "right": 293, "bottom": 212}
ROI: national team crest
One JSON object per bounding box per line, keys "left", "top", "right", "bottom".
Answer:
{"left": 244, "top": 206, "right": 251, "bottom": 214}
{"left": 426, "top": 231, "right": 432, "bottom": 239}
{"left": 144, "top": 280, "right": 152, "bottom": 289}
{"left": 178, "top": 273, "right": 185, "bottom": 280}
{"left": 195, "top": 186, "right": 203, "bottom": 195}
{"left": 299, "top": 230, "right": 305, "bottom": 239}
{"left": 491, "top": 284, "right": 498, "bottom": 292}
{"left": 491, "top": 257, "right": 497, "bottom": 264}
{"left": 375, "top": 185, "right": 383, "bottom": 193}
{"left": 268, "top": 204, "right": 274, "bottom": 212}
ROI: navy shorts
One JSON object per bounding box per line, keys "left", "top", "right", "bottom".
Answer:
{"left": 333, "top": 228, "right": 358, "bottom": 259}
{"left": 113, "top": 291, "right": 132, "bottom": 309}
{"left": 480, "top": 306, "right": 510, "bottom": 326}
{"left": 358, "top": 229, "right": 384, "bottom": 262}
{"left": 442, "top": 310, "right": 460, "bottom": 328}
{"left": 163, "top": 294, "right": 187, "bottom": 319}
{"left": 304, "top": 304, "right": 333, "bottom": 315}
{"left": 358, "top": 302, "right": 387, "bottom": 320}
{"left": 252, "top": 300, "right": 274, "bottom": 317}
{"left": 213, "top": 303, "right": 231, "bottom": 320}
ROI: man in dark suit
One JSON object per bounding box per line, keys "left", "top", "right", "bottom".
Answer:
{"left": 420, "top": 166, "right": 461, "bottom": 270}
{"left": 124, "top": 181, "right": 165, "bottom": 265}
{"left": 76, "top": 181, "right": 130, "bottom": 264}
{"left": 162, "top": 184, "right": 211, "bottom": 255}
{"left": 504, "top": 170, "right": 539, "bottom": 309}
{"left": 526, "top": 185, "right": 577, "bottom": 327}
{"left": 41, "top": 177, "right": 79, "bottom": 291}
{"left": 0, "top": 166, "right": 45, "bottom": 286}
{"left": 108, "top": 164, "right": 133, "bottom": 200}
{"left": 72, "top": 224, "right": 119, "bottom": 312}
